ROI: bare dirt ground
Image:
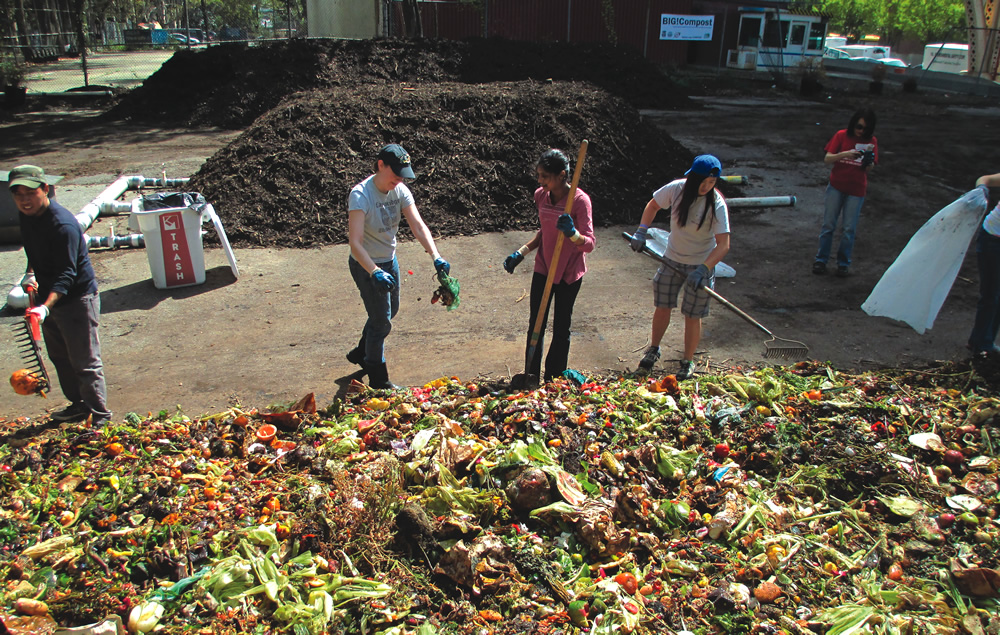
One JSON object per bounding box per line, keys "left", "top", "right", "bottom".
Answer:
{"left": 2, "top": 60, "right": 1000, "bottom": 421}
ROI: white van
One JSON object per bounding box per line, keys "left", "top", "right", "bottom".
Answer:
{"left": 832, "top": 44, "right": 891, "bottom": 59}
{"left": 922, "top": 43, "right": 969, "bottom": 74}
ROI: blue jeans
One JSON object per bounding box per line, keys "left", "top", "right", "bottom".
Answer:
{"left": 968, "top": 230, "right": 1000, "bottom": 354}
{"left": 349, "top": 256, "right": 400, "bottom": 366}
{"left": 816, "top": 184, "right": 865, "bottom": 267}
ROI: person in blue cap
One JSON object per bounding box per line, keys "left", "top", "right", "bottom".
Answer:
{"left": 8, "top": 164, "right": 112, "bottom": 425}
{"left": 347, "top": 144, "right": 451, "bottom": 390}
{"left": 629, "top": 155, "right": 730, "bottom": 380}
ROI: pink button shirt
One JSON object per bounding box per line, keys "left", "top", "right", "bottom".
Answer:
{"left": 532, "top": 186, "right": 595, "bottom": 284}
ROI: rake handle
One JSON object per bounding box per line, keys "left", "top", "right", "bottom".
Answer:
{"left": 526, "top": 140, "right": 589, "bottom": 366}
{"left": 622, "top": 232, "right": 775, "bottom": 338}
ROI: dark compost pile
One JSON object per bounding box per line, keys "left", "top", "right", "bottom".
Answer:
{"left": 108, "top": 38, "right": 727, "bottom": 249}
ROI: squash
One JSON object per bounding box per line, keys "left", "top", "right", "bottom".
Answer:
{"left": 9, "top": 368, "right": 41, "bottom": 395}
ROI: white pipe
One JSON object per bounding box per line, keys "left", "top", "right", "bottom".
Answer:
{"left": 85, "top": 233, "right": 145, "bottom": 250}
{"left": 727, "top": 195, "right": 797, "bottom": 208}
{"left": 74, "top": 175, "right": 136, "bottom": 233}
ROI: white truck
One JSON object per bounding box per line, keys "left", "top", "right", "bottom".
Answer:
{"left": 922, "top": 43, "right": 969, "bottom": 74}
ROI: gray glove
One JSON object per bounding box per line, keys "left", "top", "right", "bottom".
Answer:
{"left": 685, "top": 264, "right": 712, "bottom": 292}
{"left": 630, "top": 226, "right": 648, "bottom": 252}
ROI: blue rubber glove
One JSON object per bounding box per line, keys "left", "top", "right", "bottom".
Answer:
{"left": 556, "top": 214, "right": 576, "bottom": 237}
{"left": 630, "top": 226, "right": 648, "bottom": 252}
{"left": 503, "top": 251, "right": 524, "bottom": 274}
{"left": 685, "top": 264, "right": 712, "bottom": 292}
{"left": 371, "top": 268, "right": 396, "bottom": 291}
{"left": 434, "top": 257, "right": 450, "bottom": 276}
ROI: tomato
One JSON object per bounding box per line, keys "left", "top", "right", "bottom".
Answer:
{"left": 614, "top": 572, "right": 638, "bottom": 594}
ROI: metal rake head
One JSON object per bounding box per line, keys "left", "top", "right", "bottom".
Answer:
{"left": 11, "top": 320, "right": 50, "bottom": 394}
{"left": 764, "top": 336, "right": 810, "bottom": 360}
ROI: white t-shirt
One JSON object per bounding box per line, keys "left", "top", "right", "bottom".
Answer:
{"left": 653, "top": 179, "right": 730, "bottom": 265}
{"left": 347, "top": 175, "right": 415, "bottom": 262}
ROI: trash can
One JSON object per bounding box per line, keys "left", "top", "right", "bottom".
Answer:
{"left": 131, "top": 192, "right": 209, "bottom": 289}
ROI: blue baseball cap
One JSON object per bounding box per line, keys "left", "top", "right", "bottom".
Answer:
{"left": 685, "top": 155, "right": 722, "bottom": 177}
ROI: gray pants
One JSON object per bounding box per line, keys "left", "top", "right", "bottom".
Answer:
{"left": 42, "top": 292, "right": 110, "bottom": 419}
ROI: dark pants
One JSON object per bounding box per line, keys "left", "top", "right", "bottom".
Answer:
{"left": 349, "top": 256, "right": 400, "bottom": 366}
{"left": 969, "top": 230, "right": 1000, "bottom": 354}
{"left": 525, "top": 272, "right": 582, "bottom": 381}
{"left": 43, "top": 292, "right": 110, "bottom": 418}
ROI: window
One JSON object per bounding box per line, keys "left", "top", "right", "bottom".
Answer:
{"left": 790, "top": 23, "right": 806, "bottom": 46}
{"left": 738, "top": 17, "right": 761, "bottom": 47}
{"left": 762, "top": 18, "right": 789, "bottom": 48}
{"left": 808, "top": 23, "right": 824, "bottom": 50}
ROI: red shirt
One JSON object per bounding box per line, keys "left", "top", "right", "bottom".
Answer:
{"left": 825, "top": 129, "right": 878, "bottom": 197}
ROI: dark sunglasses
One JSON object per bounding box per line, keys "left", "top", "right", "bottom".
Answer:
{"left": 854, "top": 124, "right": 866, "bottom": 130}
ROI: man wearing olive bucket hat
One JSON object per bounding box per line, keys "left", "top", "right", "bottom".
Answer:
{"left": 629, "top": 155, "right": 731, "bottom": 380}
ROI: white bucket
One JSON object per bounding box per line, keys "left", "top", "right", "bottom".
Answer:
{"left": 132, "top": 200, "right": 207, "bottom": 289}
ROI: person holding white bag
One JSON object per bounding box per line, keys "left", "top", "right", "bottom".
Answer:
{"left": 969, "top": 173, "right": 1000, "bottom": 357}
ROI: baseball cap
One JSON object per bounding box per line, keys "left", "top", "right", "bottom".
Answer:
{"left": 378, "top": 144, "right": 415, "bottom": 179}
{"left": 7, "top": 164, "right": 47, "bottom": 190}
{"left": 685, "top": 155, "right": 722, "bottom": 178}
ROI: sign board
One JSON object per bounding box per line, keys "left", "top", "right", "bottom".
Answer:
{"left": 660, "top": 14, "right": 714, "bottom": 41}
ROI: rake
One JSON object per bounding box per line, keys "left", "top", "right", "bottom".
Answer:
{"left": 622, "top": 232, "right": 810, "bottom": 360}
{"left": 12, "top": 311, "right": 51, "bottom": 395}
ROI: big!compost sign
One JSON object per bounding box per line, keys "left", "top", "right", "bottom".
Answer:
{"left": 659, "top": 14, "right": 714, "bottom": 41}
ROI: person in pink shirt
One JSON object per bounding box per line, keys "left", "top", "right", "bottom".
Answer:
{"left": 503, "top": 149, "right": 595, "bottom": 381}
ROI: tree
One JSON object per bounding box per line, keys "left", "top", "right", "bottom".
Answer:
{"left": 797, "top": 0, "right": 965, "bottom": 44}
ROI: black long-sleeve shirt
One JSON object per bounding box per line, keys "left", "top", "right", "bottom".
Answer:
{"left": 19, "top": 199, "right": 97, "bottom": 304}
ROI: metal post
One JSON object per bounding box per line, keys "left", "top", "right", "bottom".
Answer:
{"left": 643, "top": 0, "right": 650, "bottom": 58}
{"left": 567, "top": 0, "right": 571, "bottom": 42}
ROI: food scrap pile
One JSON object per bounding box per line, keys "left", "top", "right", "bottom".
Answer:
{"left": 1, "top": 360, "right": 998, "bottom": 634}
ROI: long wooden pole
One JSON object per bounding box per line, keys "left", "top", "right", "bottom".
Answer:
{"left": 524, "top": 139, "right": 589, "bottom": 374}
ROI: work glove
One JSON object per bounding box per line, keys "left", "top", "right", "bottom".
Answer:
{"left": 860, "top": 150, "right": 875, "bottom": 168}
{"left": 503, "top": 251, "right": 524, "bottom": 274}
{"left": 26, "top": 305, "right": 49, "bottom": 324}
{"left": 371, "top": 268, "right": 396, "bottom": 291}
{"left": 685, "top": 264, "right": 712, "bottom": 293}
{"left": 434, "top": 257, "right": 450, "bottom": 276}
{"left": 630, "top": 226, "right": 648, "bottom": 252}
{"left": 20, "top": 273, "right": 36, "bottom": 294}
{"left": 556, "top": 214, "right": 576, "bottom": 237}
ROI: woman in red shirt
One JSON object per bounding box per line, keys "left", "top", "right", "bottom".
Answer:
{"left": 813, "top": 109, "right": 878, "bottom": 277}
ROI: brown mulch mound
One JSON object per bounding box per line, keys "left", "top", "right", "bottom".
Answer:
{"left": 190, "top": 80, "right": 738, "bottom": 248}
{"left": 107, "top": 38, "right": 695, "bottom": 130}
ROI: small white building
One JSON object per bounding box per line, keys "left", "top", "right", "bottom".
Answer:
{"left": 726, "top": 6, "right": 829, "bottom": 71}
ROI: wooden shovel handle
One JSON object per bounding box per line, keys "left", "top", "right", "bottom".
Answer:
{"left": 527, "top": 140, "right": 589, "bottom": 355}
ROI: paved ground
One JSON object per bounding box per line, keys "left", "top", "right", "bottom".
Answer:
{"left": 1, "top": 87, "right": 997, "bottom": 421}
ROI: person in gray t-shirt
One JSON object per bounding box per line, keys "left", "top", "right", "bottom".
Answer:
{"left": 629, "top": 155, "right": 730, "bottom": 380}
{"left": 346, "top": 144, "right": 451, "bottom": 389}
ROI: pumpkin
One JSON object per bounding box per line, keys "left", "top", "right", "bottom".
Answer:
{"left": 9, "top": 368, "right": 41, "bottom": 396}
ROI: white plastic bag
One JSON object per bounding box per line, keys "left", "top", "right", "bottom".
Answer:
{"left": 646, "top": 227, "right": 737, "bottom": 278}
{"left": 861, "top": 188, "right": 988, "bottom": 333}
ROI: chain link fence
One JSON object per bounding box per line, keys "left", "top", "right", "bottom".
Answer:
{"left": 1, "top": 0, "right": 304, "bottom": 93}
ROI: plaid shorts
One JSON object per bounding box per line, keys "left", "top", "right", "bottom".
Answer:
{"left": 652, "top": 258, "right": 713, "bottom": 318}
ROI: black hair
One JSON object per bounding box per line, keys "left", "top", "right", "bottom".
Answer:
{"left": 676, "top": 172, "right": 718, "bottom": 230}
{"left": 537, "top": 149, "right": 570, "bottom": 179}
{"left": 848, "top": 108, "right": 877, "bottom": 139}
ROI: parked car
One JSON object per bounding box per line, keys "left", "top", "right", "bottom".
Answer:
{"left": 168, "top": 33, "right": 201, "bottom": 45}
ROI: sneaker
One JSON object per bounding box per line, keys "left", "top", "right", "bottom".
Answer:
{"left": 677, "top": 359, "right": 696, "bottom": 380}
{"left": 836, "top": 265, "right": 850, "bottom": 278}
{"left": 638, "top": 346, "right": 660, "bottom": 371}
{"left": 812, "top": 261, "right": 826, "bottom": 275}
{"left": 50, "top": 402, "right": 90, "bottom": 422}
